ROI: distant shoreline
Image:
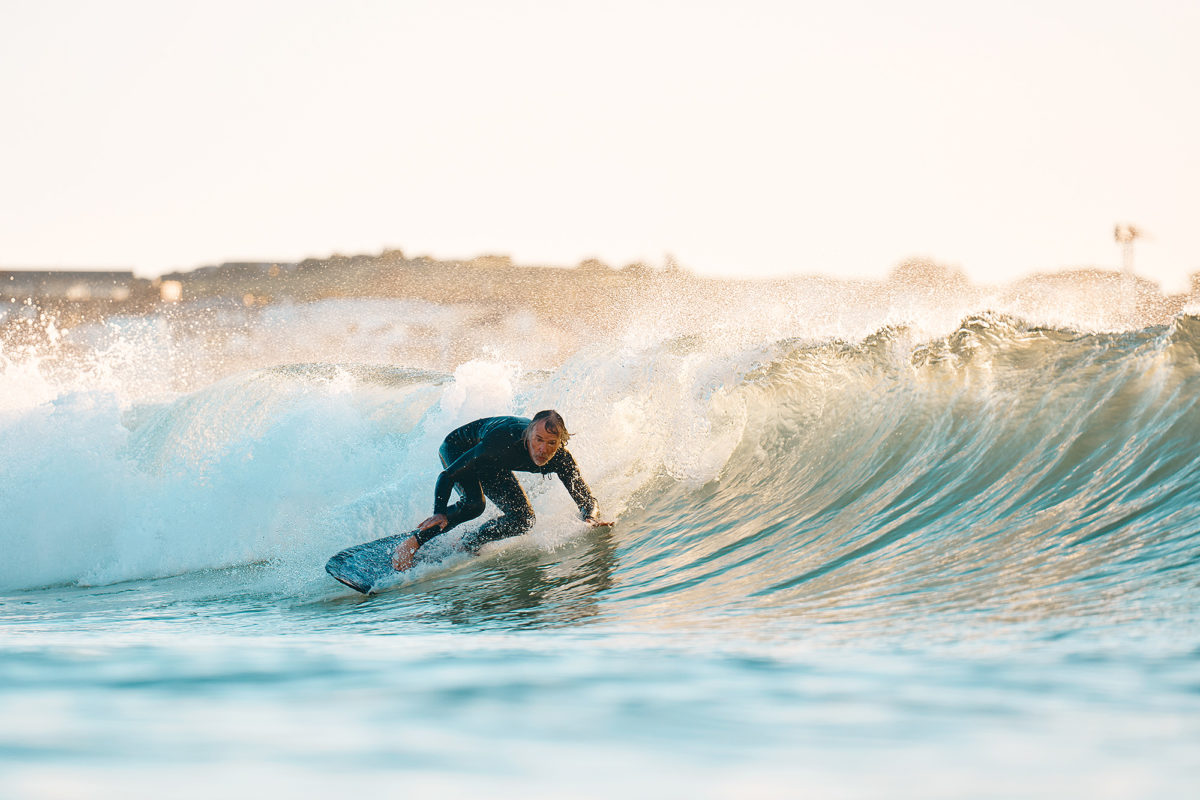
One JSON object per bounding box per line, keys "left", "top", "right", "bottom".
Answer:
{"left": 3, "top": 251, "right": 1197, "bottom": 335}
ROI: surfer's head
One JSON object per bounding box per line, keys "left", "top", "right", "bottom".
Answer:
{"left": 525, "top": 410, "right": 569, "bottom": 466}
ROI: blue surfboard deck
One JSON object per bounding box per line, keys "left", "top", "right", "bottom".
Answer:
{"left": 325, "top": 530, "right": 416, "bottom": 594}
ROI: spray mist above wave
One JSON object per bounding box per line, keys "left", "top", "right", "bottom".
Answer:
{"left": 3, "top": 261, "right": 1192, "bottom": 405}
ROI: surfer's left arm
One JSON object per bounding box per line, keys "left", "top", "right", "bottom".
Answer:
{"left": 554, "top": 450, "right": 612, "bottom": 527}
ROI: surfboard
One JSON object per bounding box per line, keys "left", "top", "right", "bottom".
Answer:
{"left": 325, "top": 530, "right": 416, "bottom": 594}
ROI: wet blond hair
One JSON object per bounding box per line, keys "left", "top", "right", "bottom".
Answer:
{"left": 525, "top": 409, "right": 571, "bottom": 446}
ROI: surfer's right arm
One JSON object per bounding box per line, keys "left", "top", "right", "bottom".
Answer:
{"left": 394, "top": 445, "right": 486, "bottom": 569}
{"left": 421, "top": 444, "right": 490, "bottom": 540}
{"left": 431, "top": 446, "right": 484, "bottom": 518}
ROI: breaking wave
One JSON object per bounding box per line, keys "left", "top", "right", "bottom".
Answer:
{"left": 3, "top": 298, "right": 1199, "bottom": 638}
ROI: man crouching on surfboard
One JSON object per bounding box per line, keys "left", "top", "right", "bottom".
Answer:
{"left": 392, "top": 410, "right": 612, "bottom": 570}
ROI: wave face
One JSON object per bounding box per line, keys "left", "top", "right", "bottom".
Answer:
{"left": 610, "top": 313, "right": 1200, "bottom": 637}
{"left": 3, "top": 295, "right": 1199, "bottom": 640}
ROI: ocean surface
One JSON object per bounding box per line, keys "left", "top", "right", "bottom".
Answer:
{"left": 2, "top": 278, "right": 1199, "bottom": 798}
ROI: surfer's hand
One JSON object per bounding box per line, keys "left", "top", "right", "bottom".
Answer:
{"left": 392, "top": 535, "right": 420, "bottom": 571}
{"left": 418, "top": 514, "right": 448, "bottom": 532}
{"left": 584, "top": 516, "right": 613, "bottom": 528}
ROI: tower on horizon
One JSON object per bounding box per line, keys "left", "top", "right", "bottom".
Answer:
{"left": 1114, "top": 223, "right": 1142, "bottom": 275}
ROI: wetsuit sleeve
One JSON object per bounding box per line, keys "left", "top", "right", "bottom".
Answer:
{"left": 432, "top": 444, "right": 488, "bottom": 516}
{"left": 554, "top": 449, "right": 598, "bottom": 520}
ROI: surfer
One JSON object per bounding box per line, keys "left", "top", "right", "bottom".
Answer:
{"left": 392, "top": 410, "right": 611, "bottom": 570}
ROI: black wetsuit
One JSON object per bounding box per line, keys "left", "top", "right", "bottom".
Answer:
{"left": 416, "top": 416, "right": 599, "bottom": 552}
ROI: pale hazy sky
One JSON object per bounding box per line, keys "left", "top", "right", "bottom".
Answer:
{"left": 2, "top": 0, "right": 1197, "bottom": 289}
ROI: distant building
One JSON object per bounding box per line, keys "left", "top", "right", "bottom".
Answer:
{"left": 0, "top": 270, "right": 146, "bottom": 302}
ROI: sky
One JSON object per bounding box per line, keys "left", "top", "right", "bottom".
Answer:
{"left": 2, "top": 0, "right": 1197, "bottom": 290}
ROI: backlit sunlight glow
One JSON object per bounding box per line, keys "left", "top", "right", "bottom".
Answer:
{"left": 0, "top": 0, "right": 1195, "bottom": 290}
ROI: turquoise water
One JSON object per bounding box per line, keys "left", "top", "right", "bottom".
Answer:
{"left": 2, "top": 291, "right": 1199, "bottom": 798}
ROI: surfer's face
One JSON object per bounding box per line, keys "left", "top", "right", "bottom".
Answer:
{"left": 527, "top": 420, "right": 561, "bottom": 466}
